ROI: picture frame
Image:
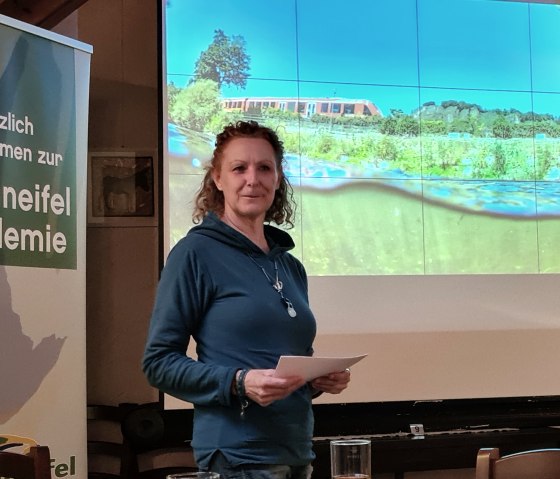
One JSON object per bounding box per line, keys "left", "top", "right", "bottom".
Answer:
{"left": 87, "top": 151, "right": 157, "bottom": 227}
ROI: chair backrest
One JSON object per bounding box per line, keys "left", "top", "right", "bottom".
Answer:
{"left": 0, "top": 445, "right": 51, "bottom": 479}
{"left": 476, "top": 447, "right": 560, "bottom": 479}
{"left": 87, "top": 404, "right": 132, "bottom": 479}
{"left": 121, "top": 404, "right": 197, "bottom": 479}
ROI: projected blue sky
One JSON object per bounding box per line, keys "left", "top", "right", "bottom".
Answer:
{"left": 166, "top": 0, "right": 560, "bottom": 116}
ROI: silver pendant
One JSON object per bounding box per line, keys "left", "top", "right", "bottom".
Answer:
{"left": 286, "top": 303, "right": 297, "bottom": 318}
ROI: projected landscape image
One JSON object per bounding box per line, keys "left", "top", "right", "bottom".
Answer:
{"left": 164, "top": 0, "right": 560, "bottom": 275}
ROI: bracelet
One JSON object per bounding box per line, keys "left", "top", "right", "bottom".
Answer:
{"left": 236, "top": 369, "right": 249, "bottom": 397}
{"left": 236, "top": 369, "right": 250, "bottom": 418}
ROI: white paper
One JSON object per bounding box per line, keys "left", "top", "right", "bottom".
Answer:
{"left": 275, "top": 354, "right": 368, "bottom": 381}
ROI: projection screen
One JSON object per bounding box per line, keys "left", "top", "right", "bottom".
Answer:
{"left": 161, "top": 0, "right": 560, "bottom": 406}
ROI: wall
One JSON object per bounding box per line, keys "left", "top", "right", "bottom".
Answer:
{"left": 54, "top": 0, "right": 159, "bottom": 406}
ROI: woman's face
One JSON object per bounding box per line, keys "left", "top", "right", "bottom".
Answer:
{"left": 212, "top": 137, "right": 281, "bottom": 223}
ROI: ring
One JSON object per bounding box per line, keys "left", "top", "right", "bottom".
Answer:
{"left": 345, "top": 368, "right": 351, "bottom": 373}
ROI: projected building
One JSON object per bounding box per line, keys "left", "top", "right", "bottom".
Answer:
{"left": 221, "top": 97, "right": 382, "bottom": 118}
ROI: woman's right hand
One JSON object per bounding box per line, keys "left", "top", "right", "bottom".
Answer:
{"left": 241, "top": 369, "right": 305, "bottom": 407}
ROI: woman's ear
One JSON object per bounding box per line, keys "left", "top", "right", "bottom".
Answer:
{"left": 212, "top": 168, "right": 222, "bottom": 191}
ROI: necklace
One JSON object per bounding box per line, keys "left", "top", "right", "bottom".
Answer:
{"left": 247, "top": 255, "right": 297, "bottom": 318}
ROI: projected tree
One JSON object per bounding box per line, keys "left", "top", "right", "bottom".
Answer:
{"left": 171, "top": 78, "right": 221, "bottom": 130}
{"left": 193, "top": 29, "right": 250, "bottom": 89}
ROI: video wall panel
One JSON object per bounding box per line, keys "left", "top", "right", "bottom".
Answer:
{"left": 164, "top": 0, "right": 560, "bottom": 277}
{"left": 161, "top": 0, "right": 560, "bottom": 404}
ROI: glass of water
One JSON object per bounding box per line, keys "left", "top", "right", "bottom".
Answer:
{"left": 167, "top": 473, "right": 220, "bottom": 479}
{"left": 330, "top": 439, "right": 371, "bottom": 479}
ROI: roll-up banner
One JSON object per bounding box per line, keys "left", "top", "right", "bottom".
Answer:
{"left": 0, "top": 14, "right": 92, "bottom": 479}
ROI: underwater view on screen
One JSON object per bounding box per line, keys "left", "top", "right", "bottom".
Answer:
{"left": 164, "top": 0, "right": 560, "bottom": 275}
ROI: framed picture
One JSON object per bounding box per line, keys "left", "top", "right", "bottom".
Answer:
{"left": 88, "top": 151, "right": 157, "bottom": 226}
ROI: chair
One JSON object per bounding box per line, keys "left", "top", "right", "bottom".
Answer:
{"left": 87, "top": 404, "right": 132, "bottom": 479}
{"left": 121, "top": 403, "right": 197, "bottom": 479}
{"left": 476, "top": 447, "right": 560, "bottom": 479}
{"left": 0, "top": 444, "right": 51, "bottom": 479}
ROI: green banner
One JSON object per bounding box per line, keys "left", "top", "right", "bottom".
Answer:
{"left": 0, "top": 24, "right": 77, "bottom": 269}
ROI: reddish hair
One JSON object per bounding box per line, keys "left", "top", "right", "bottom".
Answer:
{"left": 192, "top": 120, "right": 295, "bottom": 227}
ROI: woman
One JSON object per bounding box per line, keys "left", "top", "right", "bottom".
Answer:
{"left": 142, "top": 120, "right": 351, "bottom": 479}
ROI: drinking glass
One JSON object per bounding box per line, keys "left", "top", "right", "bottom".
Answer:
{"left": 167, "top": 473, "right": 220, "bottom": 479}
{"left": 330, "top": 439, "right": 371, "bottom": 479}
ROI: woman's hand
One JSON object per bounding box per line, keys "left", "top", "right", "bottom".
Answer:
{"left": 242, "top": 369, "right": 306, "bottom": 407}
{"left": 310, "top": 368, "right": 351, "bottom": 395}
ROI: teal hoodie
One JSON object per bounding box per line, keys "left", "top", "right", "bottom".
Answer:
{"left": 142, "top": 212, "right": 317, "bottom": 468}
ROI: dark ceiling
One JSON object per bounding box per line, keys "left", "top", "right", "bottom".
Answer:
{"left": 0, "top": 0, "right": 88, "bottom": 29}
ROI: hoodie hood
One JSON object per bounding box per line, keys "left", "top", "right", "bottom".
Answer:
{"left": 188, "top": 212, "right": 295, "bottom": 257}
